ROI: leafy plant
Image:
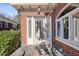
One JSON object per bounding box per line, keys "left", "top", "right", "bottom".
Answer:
{"left": 0, "top": 31, "right": 21, "bottom": 56}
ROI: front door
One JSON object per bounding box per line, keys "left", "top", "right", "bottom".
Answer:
{"left": 26, "top": 16, "right": 52, "bottom": 45}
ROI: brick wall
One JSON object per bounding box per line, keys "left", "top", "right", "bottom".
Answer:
{"left": 54, "top": 39, "right": 79, "bottom": 56}
{"left": 21, "top": 13, "right": 26, "bottom": 47}
{"left": 54, "top": 3, "right": 66, "bottom": 19}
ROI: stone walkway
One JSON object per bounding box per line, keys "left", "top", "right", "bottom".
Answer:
{"left": 11, "top": 42, "right": 64, "bottom": 56}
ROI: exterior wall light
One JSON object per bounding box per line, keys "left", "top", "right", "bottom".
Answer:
{"left": 38, "top": 6, "right": 41, "bottom": 15}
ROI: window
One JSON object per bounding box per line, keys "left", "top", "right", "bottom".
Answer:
{"left": 56, "top": 7, "right": 79, "bottom": 49}
{"left": 28, "top": 19, "right": 32, "bottom": 38}
{"left": 56, "top": 17, "right": 69, "bottom": 39}
{"left": 63, "top": 17, "right": 69, "bottom": 39}
{"left": 4, "top": 22, "right": 8, "bottom": 28}
{"left": 0, "top": 22, "right": 3, "bottom": 28}
{"left": 57, "top": 21, "right": 61, "bottom": 37}
{"left": 8, "top": 23, "right": 12, "bottom": 29}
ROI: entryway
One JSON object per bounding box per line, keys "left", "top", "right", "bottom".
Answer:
{"left": 26, "top": 16, "right": 52, "bottom": 45}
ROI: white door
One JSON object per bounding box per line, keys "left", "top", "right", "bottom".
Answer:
{"left": 26, "top": 16, "right": 52, "bottom": 45}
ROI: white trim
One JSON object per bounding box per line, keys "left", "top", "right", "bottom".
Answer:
{"left": 49, "top": 16, "right": 52, "bottom": 46}
{"left": 69, "top": 15, "right": 71, "bottom": 41}
{"left": 74, "top": 17, "right": 77, "bottom": 41}
{"left": 56, "top": 38, "right": 79, "bottom": 50}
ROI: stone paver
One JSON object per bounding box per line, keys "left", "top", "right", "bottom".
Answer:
{"left": 24, "top": 45, "right": 39, "bottom": 56}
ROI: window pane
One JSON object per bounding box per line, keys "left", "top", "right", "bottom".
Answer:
{"left": 0, "top": 21, "right": 2, "bottom": 27}
{"left": 57, "top": 21, "right": 60, "bottom": 36}
{"left": 4, "top": 22, "right": 8, "bottom": 28}
{"left": 64, "top": 17, "right": 69, "bottom": 39}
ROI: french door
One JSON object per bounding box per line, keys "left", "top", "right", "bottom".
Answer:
{"left": 26, "top": 16, "right": 52, "bottom": 45}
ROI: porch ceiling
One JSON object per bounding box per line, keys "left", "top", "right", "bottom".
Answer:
{"left": 12, "top": 3, "right": 55, "bottom": 12}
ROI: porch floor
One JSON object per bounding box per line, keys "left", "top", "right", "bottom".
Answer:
{"left": 11, "top": 42, "right": 65, "bottom": 56}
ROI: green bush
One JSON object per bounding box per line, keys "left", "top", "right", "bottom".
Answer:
{"left": 0, "top": 31, "right": 21, "bottom": 56}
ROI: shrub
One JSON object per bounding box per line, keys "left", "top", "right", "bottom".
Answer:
{"left": 0, "top": 31, "right": 21, "bottom": 56}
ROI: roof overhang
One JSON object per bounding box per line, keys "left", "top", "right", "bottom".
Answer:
{"left": 12, "top": 3, "right": 55, "bottom": 13}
